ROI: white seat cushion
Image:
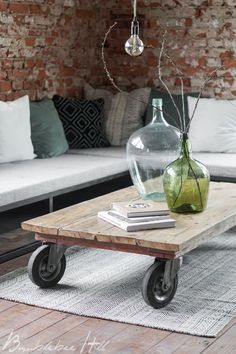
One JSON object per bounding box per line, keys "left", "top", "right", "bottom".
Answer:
{"left": 0, "top": 154, "right": 128, "bottom": 207}
{"left": 193, "top": 152, "right": 236, "bottom": 178}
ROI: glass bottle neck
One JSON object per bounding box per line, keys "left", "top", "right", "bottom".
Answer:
{"left": 151, "top": 106, "right": 168, "bottom": 125}
{"left": 180, "top": 133, "right": 192, "bottom": 159}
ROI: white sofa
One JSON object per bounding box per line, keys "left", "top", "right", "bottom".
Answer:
{"left": 1, "top": 145, "right": 235, "bottom": 213}
{"left": 0, "top": 148, "right": 128, "bottom": 213}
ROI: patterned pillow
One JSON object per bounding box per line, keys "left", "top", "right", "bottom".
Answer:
{"left": 84, "top": 84, "right": 151, "bottom": 146}
{"left": 52, "top": 95, "right": 109, "bottom": 149}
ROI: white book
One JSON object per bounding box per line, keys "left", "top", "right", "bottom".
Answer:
{"left": 98, "top": 211, "right": 175, "bottom": 232}
{"left": 108, "top": 210, "right": 170, "bottom": 223}
{"left": 111, "top": 201, "right": 169, "bottom": 218}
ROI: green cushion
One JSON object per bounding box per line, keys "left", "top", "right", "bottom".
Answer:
{"left": 145, "top": 89, "right": 199, "bottom": 129}
{"left": 30, "top": 98, "right": 69, "bottom": 158}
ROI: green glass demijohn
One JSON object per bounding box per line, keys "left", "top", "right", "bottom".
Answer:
{"left": 126, "top": 98, "right": 181, "bottom": 201}
{"left": 163, "top": 133, "right": 210, "bottom": 213}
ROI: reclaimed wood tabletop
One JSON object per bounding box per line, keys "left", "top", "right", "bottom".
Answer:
{"left": 22, "top": 182, "right": 236, "bottom": 259}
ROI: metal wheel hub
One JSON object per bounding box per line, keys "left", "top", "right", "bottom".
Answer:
{"left": 39, "top": 255, "right": 61, "bottom": 280}
{"left": 153, "top": 275, "right": 174, "bottom": 302}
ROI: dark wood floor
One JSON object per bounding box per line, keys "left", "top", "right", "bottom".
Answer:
{"left": 0, "top": 246, "right": 235, "bottom": 353}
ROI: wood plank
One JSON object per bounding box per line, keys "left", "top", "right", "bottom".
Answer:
{"left": 0, "top": 229, "right": 34, "bottom": 255}
{"left": 29, "top": 317, "right": 106, "bottom": 354}
{"left": 1, "top": 314, "right": 89, "bottom": 353}
{"left": 34, "top": 318, "right": 128, "bottom": 354}
{"left": 202, "top": 322, "right": 236, "bottom": 354}
{"left": 21, "top": 186, "right": 139, "bottom": 235}
{"left": 145, "top": 332, "right": 195, "bottom": 354}
{"left": 35, "top": 233, "right": 178, "bottom": 259}
{"left": 29, "top": 318, "right": 170, "bottom": 354}
{"left": 149, "top": 333, "right": 213, "bottom": 354}
{"left": 100, "top": 324, "right": 170, "bottom": 354}
{"left": 0, "top": 228, "right": 33, "bottom": 241}
{"left": 5, "top": 311, "right": 68, "bottom": 339}
{"left": 22, "top": 182, "right": 236, "bottom": 256}
{"left": 200, "top": 317, "right": 236, "bottom": 354}
{"left": 0, "top": 254, "right": 30, "bottom": 276}
{"left": 0, "top": 300, "right": 17, "bottom": 313}
{"left": 57, "top": 182, "right": 236, "bottom": 252}
{"left": 156, "top": 317, "right": 236, "bottom": 354}
{"left": 72, "top": 319, "right": 129, "bottom": 352}
{"left": 0, "top": 304, "right": 50, "bottom": 340}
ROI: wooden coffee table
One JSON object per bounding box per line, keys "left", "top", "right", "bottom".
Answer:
{"left": 22, "top": 182, "right": 236, "bottom": 308}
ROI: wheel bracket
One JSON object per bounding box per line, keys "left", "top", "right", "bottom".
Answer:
{"left": 47, "top": 244, "right": 67, "bottom": 273}
{"left": 162, "top": 257, "right": 182, "bottom": 292}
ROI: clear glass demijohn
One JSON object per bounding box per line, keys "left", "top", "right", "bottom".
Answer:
{"left": 126, "top": 98, "right": 181, "bottom": 201}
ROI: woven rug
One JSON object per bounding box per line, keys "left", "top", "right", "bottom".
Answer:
{"left": 1, "top": 228, "right": 236, "bottom": 337}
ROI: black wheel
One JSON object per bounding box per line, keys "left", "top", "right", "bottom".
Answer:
{"left": 28, "top": 245, "right": 66, "bottom": 288}
{"left": 142, "top": 261, "right": 178, "bottom": 308}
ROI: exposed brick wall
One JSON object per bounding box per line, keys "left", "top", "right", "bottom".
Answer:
{"left": 91, "top": 0, "right": 236, "bottom": 99}
{"left": 0, "top": 0, "right": 99, "bottom": 101}
{"left": 0, "top": 0, "right": 235, "bottom": 100}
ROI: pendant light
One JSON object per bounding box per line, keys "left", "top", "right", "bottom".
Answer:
{"left": 125, "top": 0, "right": 144, "bottom": 56}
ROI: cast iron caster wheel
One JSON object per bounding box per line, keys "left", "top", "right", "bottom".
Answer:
{"left": 142, "top": 261, "right": 178, "bottom": 309}
{"left": 28, "top": 245, "right": 66, "bottom": 288}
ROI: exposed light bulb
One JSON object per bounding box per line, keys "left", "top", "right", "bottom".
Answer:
{"left": 125, "top": 17, "right": 144, "bottom": 57}
{"left": 125, "top": 34, "right": 144, "bottom": 56}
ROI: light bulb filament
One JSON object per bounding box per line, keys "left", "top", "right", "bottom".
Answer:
{"left": 125, "top": 17, "right": 144, "bottom": 56}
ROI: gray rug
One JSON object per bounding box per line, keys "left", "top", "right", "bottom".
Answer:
{"left": 1, "top": 228, "right": 236, "bottom": 337}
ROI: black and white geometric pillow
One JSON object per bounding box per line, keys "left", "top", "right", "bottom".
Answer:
{"left": 52, "top": 95, "right": 110, "bottom": 149}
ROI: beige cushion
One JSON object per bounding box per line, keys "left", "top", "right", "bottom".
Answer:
{"left": 84, "top": 84, "right": 151, "bottom": 146}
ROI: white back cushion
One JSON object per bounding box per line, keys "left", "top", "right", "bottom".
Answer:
{"left": 188, "top": 96, "right": 236, "bottom": 153}
{"left": 0, "top": 95, "right": 35, "bottom": 163}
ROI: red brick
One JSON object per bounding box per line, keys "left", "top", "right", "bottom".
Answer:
{"left": 45, "top": 37, "right": 55, "bottom": 45}
{"left": 223, "top": 58, "right": 236, "bottom": 68}
{"left": 9, "top": 3, "right": 29, "bottom": 13}
{"left": 23, "top": 80, "right": 41, "bottom": 90}
{"left": 25, "top": 59, "right": 35, "bottom": 69}
{"left": 25, "top": 38, "right": 36, "bottom": 46}
{"left": 0, "top": 82, "right": 11, "bottom": 92}
{"left": 184, "top": 67, "right": 200, "bottom": 75}
{"left": 175, "top": 77, "right": 191, "bottom": 87}
{"left": 29, "top": 4, "right": 46, "bottom": 15}
{"left": 0, "top": 2, "right": 8, "bottom": 11}
{"left": 76, "top": 9, "right": 95, "bottom": 17}
{"left": 185, "top": 18, "right": 193, "bottom": 27}
{"left": 198, "top": 57, "right": 207, "bottom": 66}
{"left": 220, "top": 50, "right": 233, "bottom": 59}
{"left": 13, "top": 70, "right": 29, "bottom": 79}
{"left": 37, "top": 70, "right": 47, "bottom": 80}
{"left": 60, "top": 67, "right": 75, "bottom": 76}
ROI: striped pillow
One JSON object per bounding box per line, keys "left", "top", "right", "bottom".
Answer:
{"left": 84, "top": 84, "right": 151, "bottom": 146}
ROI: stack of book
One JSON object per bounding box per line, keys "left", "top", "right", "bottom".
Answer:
{"left": 98, "top": 201, "right": 176, "bottom": 232}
